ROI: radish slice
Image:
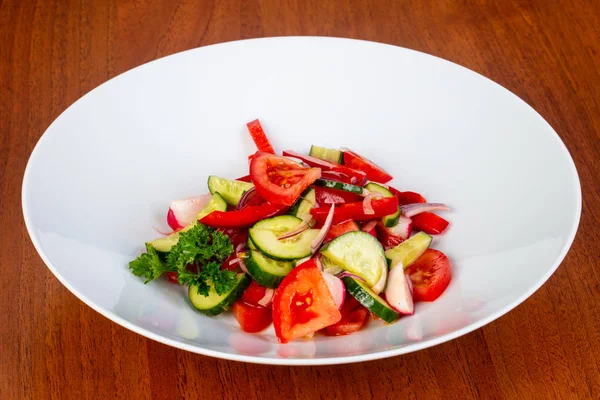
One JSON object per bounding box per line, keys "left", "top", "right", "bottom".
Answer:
{"left": 153, "top": 226, "right": 174, "bottom": 236}
{"left": 169, "top": 194, "right": 211, "bottom": 227}
{"left": 278, "top": 220, "right": 310, "bottom": 240}
{"left": 257, "top": 288, "right": 275, "bottom": 307}
{"left": 371, "top": 263, "right": 388, "bottom": 294}
{"left": 381, "top": 215, "right": 412, "bottom": 239}
{"left": 167, "top": 208, "right": 183, "bottom": 230}
{"left": 400, "top": 203, "right": 450, "bottom": 218}
{"left": 310, "top": 204, "right": 335, "bottom": 253}
{"left": 385, "top": 262, "right": 414, "bottom": 315}
{"left": 236, "top": 187, "right": 257, "bottom": 209}
{"left": 322, "top": 271, "right": 346, "bottom": 310}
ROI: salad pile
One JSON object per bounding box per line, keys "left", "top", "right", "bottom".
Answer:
{"left": 130, "top": 119, "right": 452, "bottom": 343}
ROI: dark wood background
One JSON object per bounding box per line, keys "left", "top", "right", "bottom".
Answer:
{"left": 1, "top": 0, "right": 599, "bottom": 399}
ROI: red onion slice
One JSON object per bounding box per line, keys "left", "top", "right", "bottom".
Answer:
{"left": 229, "top": 257, "right": 242, "bottom": 266}
{"left": 257, "top": 288, "right": 275, "bottom": 307}
{"left": 337, "top": 272, "right": 366, "bottom": 282}
{"left": 371, "top": 263, "right": 388, "bottom": 294}
{"left": 311, "top": 204, "right": 335, "bottom": 253}
{"left": 400, "top": 203, "right": 450, "bottom": 218}
{"left": 278, "top": 220, "right": 311, "bottom": 240}
{"left": 315, "top": 254, "right": 324, "bottom": 271}
{"left": 237, "top": 257, "right": 249, "bottom": 274}
{"left": 236, "top": 187, "right": 257, "bottom": 210}
{"left": 362, "top": 192, "right": 383, "bottom": 215}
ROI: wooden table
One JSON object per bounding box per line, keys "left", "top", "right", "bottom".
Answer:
{"left": 2, "top": 1, "right": 599, "bottom": 398}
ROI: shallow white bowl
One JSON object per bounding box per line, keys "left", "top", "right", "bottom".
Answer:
{"left": 22, "top": 37, "right": 581, "bottom": 365}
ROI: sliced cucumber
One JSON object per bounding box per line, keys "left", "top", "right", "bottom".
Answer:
{"left": 309, "top": 145, "right": 344, "bottom": 164}
{"left": 385, "top": 231, "right": 432, "bottom": 268}
{"left": 246, "top": 240, "right": 293, "bottom": 288}
{"left": 148, "top": 234, "right": 180, "bottom": 253}
{"left": 321, "top": 256, "right": 344, "bottom": 275}
{"left": 320, "top": 231, "right": 386, "bottom": 287}
{"left": 365, "top": 182, "right": 400, "bottom": 227}
{"left": 249, "top": 215, "right": 320, "bottom": 261}
{"left": 188, "top": 273, "right": 250, "bottom": 316}
{"left": 197, "top": 192, "right": 228, "bottom": 220}
{"left": 289, "top": 187, "right": 316, "bottom": 224}
{"left": 314, "top": 179, "right": 365, "bottom": 195}
{"left": 342, "top": 276, "right": 399, "bottom": 323}
{"left": 207, "top": 176, "right": 254, "bottom": 206}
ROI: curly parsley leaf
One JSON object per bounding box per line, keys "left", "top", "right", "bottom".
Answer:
{"left": 129, "top": 244, "right": 173, "bottom": 283}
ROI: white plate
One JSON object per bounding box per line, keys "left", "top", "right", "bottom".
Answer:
{"left": 22, "top": 37, "right": 581, "bottom": 365}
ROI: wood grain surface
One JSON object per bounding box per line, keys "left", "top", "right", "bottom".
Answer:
{"left": 1, "top": 0, "right": 599, "bottom": 399}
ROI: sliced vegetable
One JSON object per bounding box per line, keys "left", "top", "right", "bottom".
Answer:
{"left": 246, "top": 239, "right": 294, "bottom": 288}
{"left": 342, "top": 148, "right": 393, "bottom": 183}
{"left": 323, "top": 296, "right": 369, "bottom": 336}
{"left": 249, "top": 215, "right": 320, "bottom": 260}
{"left": 412, "top": 212, "right": 450, "bottom": 234}
{"left": 401, "top": 203, "right": 450, "bottom": 218}
{"left": 405, "top": 249, "right": 451, "bottom": 302}
{"left": 257, "top": 288, "right": 275, "bottom": 307}
{"left": 147, "top": 233, "right": 181, "bottom": 253}
{"left": 208, "top": 176, "right": 254, "bottom": 207}
{"left": 321, "top": 170, "right": 362, "bottom": 185}
{"left": 371, "top": 260, "right": 388, "bottom": 294}
{"left": 365, "top": 182, "right": 400, "bottom": 227}
{"left": 321, "top": 256, "right": 344, "bottom": 275}
{"left": 321, "top": 271, "right": 346, "bottom": 310}
{"left": 167, "top": 208, "right": 183, "bottom": 230}
{"left": 200, "top": 202, "right": 288, "bottom": 228}
{"left": 385, "top": 261, "right": 414, "bottom": 314}
{"left": 314, "top": 186, "right": 362, "bottom": 205}
{"left": 388, "top": 187, "right": 427, "bottom": 205}
{"left": 341, "top": 276, "right": 399, "bottom": 323}
{"left": 385, "top": 231, "right": 433, "bottom": 268}
{"left": 282, "top": 150, "right": 367, "bottom": 185}
{"left": 313, "top": 179, "right": 365, "bottom": 195}
{"left": 232, "top": 301, "right": 273, "bottom": 333}
{"left": 250, "top": 152, "right": 321, "bottom": 206}
{"left": 361, "top": 220, "right": 378, "bottom": 238}
{"left": 272, "top": 259, "right": 342, "bottom": 343}
{"left": 376, "top": 225, "right": 405, "bottom": 250}
{"left": 311, "top": 197, "right": 399, "bottom": 225}
{"left": 320, "top": 231, "right": 387, "bottom": 287}
{"left": 289, "top": 187, "right": 316, "bottom": 224}
{"left": 311, "top": 204, "right": 335, "bottom": 253}
{"left": 168, "top": 194, "right": 212, "bottom": 228}
{"left": 309, "top": 145, "right": 344, "bottom": 164}
{"left": 325, "top": 219, "right": 360, "bottom": 243}
{"left": 247, "top": 119, "right": 275, "bottom": 153}
{"left": 188, "top": 273, "right": 250, "bottom": 316}
{"left": 195, "top": 192, "right": 229, "bottom": 220}
{"left": 240, "top": 281, "right": 269, "bottom": 306}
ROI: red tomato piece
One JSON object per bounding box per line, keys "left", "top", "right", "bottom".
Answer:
{"left": 405, "top": 249, "right": 452, "bottom": 302}
{"left": 388, "top": 186, "right": 427, "bottom": 205}
{"left": 200, "top": 202, "right": 288, "bottom": 228}
{"left": 250, "top": 152, "right": 321, "bottom": 206}
{"left": 342, "top": 149, "right": 393, "bottom": 183}
{"left": 166, "top": 271, "right": 179, "bottom": 283}
{"left": 323, "top": 296, "right": 369, "bottom": 336}
{"left": 241, "top": 281, "right": 269, "bottom": 306}
{"left": 325, "top": 220, "right": 360, "bottom": 242}
{"left": 282, "top": 150, "right": 367, "bottom": 185}
{"left": 246, "top": 119, "right": 275, "bottom": 154}
{"left": 221, "top": 253, "right": 241, "bottom": 272}
{"left": 310, "top": 197, "right": 399, "bottom": 225}
{"left": 412, "top": 212, "right": 450, "bottom": 234}
{"left": 218, "top": 228, "right": 249, "bottom": 248}
{"left": 375, "top": 224, "right": 405, "bottom": 250}
{"left": 272, "top": 259, "right": 342, "bottom": 343}
{"left": 314, "top": 186, "right": 363, "bottom": 205}
{"left": 232, "top": 301, "right": 273, "bottom": 333}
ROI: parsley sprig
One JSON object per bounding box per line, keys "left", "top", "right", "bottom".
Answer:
{"left": 129, "top": 222, "right": 237, "bottom": 296}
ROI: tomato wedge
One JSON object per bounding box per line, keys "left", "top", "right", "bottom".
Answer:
{"left": 388, "top": 186, "right": 427, "bottom": 205}
{"left": 200, "top": 202, "right": 288, "bottom": 228}
{"left": 412, "top": 212, "right": 450, "bottom": 234}
{"left": 272, "top": 259, "right": 342, "bottom": 343}
{"left": 314, "top": 186, "right": 363, "bottom": 205}
{"left": 375, "top": 224, "right": 404, "bottom": 250}
{"left": 325, "top": 220, "right": 360, "bottom": 242}
{"left": 241, "top": 281, "right": 269, "bottom": 306}
{"left": 232, "top": 301, "right": 273, "bottom": 333}
{"left": 310, "top": 197, "right": 399, "bottom": 225}
{"left": 405, "top": 249, "right": 451, "bottom": 302}
{"left": 282, "top": 150, "right": 367, "bottom": 185}
{"left": 246, "top": 119, "right": 275, "bottom": 153}
{"left": 323, "top": 296, "right": 369, "bottom": 336}
{"left": 343, "top": 149, "right": 393, "bottom": 183}
{"left": 250, "top": 152, "right": 321, "bottom": 206}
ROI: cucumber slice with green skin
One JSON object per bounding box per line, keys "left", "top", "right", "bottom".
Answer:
{"left": 188, "top": 273, "right": 250, "bottom": 316}
{"left": 246, "top": 240, "right": 294, "bottom": 288}
{"left": 365, "top": 182, "right": 400, "bottom": 227}
{"left": 197, "top": 192, "right": 228, "bottom": 220}
{"left": 385, "top": 231, "right": 433, "bottom": 268}
{"left": 321, "top": 256, "right": 344, "bottom": 275}
{"left": 289, "top": 188, "right": 316, "bottom": 224}
{"left": 314, "top": 179, "right": 365, "bottom": 195}
{"left": 342, "top": 276, "right": 399, "bottom": 323}
{"left": 207, "top": 176, "right": 254, "bottom": 206}
{"left": 249, "top": 215, "right": 320, "bottom": 261}
{"left": 309, "top": 145, "right": 344, "bottom": 164}
{"left": 320, "top": 231, "right": 386, "bottom": 287}
{"left": 146, "top": 220, "right": 197, "bottom": 254}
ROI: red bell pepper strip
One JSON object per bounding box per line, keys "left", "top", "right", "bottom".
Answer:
{"left": 200, "top": 202, "right": 288, "bottom": 228}
{"left": 282, "top": 150, "right": 367, "bottom": 185}
{"left": 314, "top": 186, "right": 363, "bottom": 205}
{"left": 388, "top": 186, "right": 427, "bottom": 205}
{"left": 310, "top": 197, "right": 399, "bottom": 225}
{"left": 325, "top": 219, "right": 360, "bottom": 242}
{"left": 411, "top": 212, "right": 450, "bottom": 234}
{"left": 342, "top": 149, "right": 393, "bottom": 183}
{"left": 247, "top": 119, "right": 275, "bottom": 154}
{"left": 236, "top": 175, "right": 252, "bottom": 183}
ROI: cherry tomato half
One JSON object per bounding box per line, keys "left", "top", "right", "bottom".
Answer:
{"left": 405, "top": 249, "right": 452, "bottom": 302}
